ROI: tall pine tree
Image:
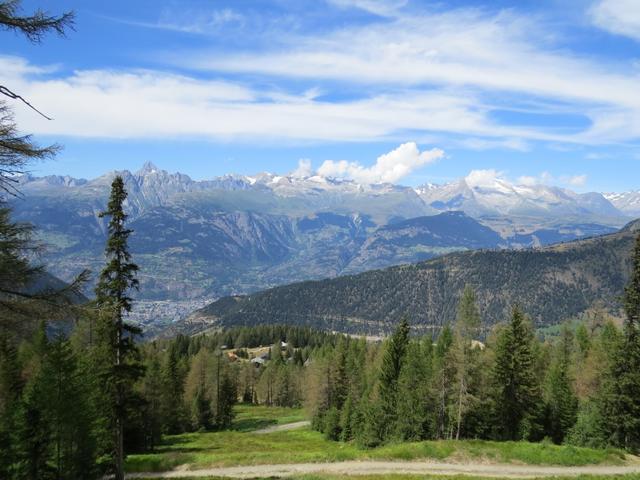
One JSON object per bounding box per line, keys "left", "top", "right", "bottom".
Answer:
{"left": 600, "top": 232, "right": 640, "bottom": 451}
{"left": 492, "top": 306, "right": 542, "bottom": 441}
{"left": 544, "top": 325, "right": 578, "bottom": 444}
{"left": 377, "top": 318, "right": 410, "bottom": 441}
{"left": 94, "top": 175, "right": 143, "bottom": 480}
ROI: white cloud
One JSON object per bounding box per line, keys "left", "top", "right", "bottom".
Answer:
{"left": 465, "top": 169, "right": 505, "bottom": 188}
{"left": 565, "top": 174, "right": 588, "bottom": 187}
{"left": 317, "top": 142, "right": 443, "bottom": 183}
{"left": 516, "top": 171, "right": 587, "bottom": 188}
{"left": 1, "top": 57, "right": 547, "bottom": 142}
{"left": 459, "top": 137, "right": 530, "bottom": 152}
{"left": 6, "top": 5, "right": 640, "bottom": 147}
{"left": 181, "top": 8, "right": 640, "bottom": 145}
{"left": 517, "top": 171, "right": 553, "bottom": 186}
{"left": 326, "top": 0, "right": 407, "bottom": 16}
{"left": 517, "top": 175, "right": 539, "bottom": 187}
{"left": 110, "top": 8, "right": 243, "bottom": 34}
{"left": 291, "top": 159, "right": 313, "bottom": 177}
{"left": 590, "top": 0, "right": 640, "bottom": 41}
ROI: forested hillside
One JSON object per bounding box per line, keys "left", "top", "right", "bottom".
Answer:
{"left": 182, "top": 219, "right": 640, "bottom": 336}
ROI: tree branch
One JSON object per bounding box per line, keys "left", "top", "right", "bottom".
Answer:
{"left": 0, "top": 85, "right": 52, "bottom": 120}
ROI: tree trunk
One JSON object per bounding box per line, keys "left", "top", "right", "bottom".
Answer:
{"left": 114, "top": 312, "right": 124, "bottom": 480}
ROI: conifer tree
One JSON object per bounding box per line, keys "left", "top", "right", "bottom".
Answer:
{"left": 0, "top": 331, "right": 21, "bottom": 478}
{"left": 40, "top": 336, "right": 96, "bottom": 479}
{"left": 434, "top": 325, "right": 455, "bottom": 439}
{"left": 492, "top": 306, "right": 542, "bottom": 440}
{"left": 453, "top": 286, "right": 481, "bottom": 440}
{"left": 600, "top": 233, "right": 640, "bottom": 451}
{"left": 139, "top": 355, "right": 164, "bottom": 450}
{"left": 184, "top": 348, "right": 214, "bottom": 431}
{"left": 395, "top": 338, "right": 434, "bottom": 440}
{"left": 161, "top": 342, "right": 187, "bottom": 434}
{"left": 378, "top": 318, "right": 410, "bottom": 437}
{"left": 544, "top": 325, "right": 578, "bottom": 444}
{"left": 193, "top": 385, "right": 212, "bottom": 431}
{"left": 215, "top": 371, "right": 236, "bottom": 429}
{"left": 14, "top": 375, "right": 50, "bottom": 480}
{"left": 94, "top": 175, "right": 142, "bottom": 480}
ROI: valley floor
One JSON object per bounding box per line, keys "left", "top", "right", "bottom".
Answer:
{"left": 126, "top": 405, "right": 639, "bottom": 480}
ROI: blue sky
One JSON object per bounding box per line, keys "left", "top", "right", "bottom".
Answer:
{"left": 2, "top": 0, "right": 640, "bottom": 191}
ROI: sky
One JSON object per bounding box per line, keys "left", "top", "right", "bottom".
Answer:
{"left": 2, "top": 0, "right": 640, "bottom": 192}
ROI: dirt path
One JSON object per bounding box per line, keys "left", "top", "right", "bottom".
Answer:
{"left": 127, "top": 460, "right": 640, "bottom": 478}
{"left": 254, "top": 420, "right": 311, "bottom": 434}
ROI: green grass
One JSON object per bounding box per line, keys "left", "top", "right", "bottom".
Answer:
{"left": 233, "top": 404, "right": 306, "bottom": 432}
{"left": 125, "top": 405, "right": 628, "bottom": 473}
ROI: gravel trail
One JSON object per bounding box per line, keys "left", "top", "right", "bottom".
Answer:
{"left": 254, "top": 420, "right": 311, "bottom": 434}
{"left": 127, "top": 460, "right": 640, "bottom": 478}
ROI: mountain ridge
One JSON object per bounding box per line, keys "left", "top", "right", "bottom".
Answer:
{"left": 178, "top": 218, "right": 640, "bottom": 337}
{"left": 11, "top": 164, "right": 632, "bottom": 330}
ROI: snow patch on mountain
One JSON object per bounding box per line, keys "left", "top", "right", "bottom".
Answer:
{"left": 604, "top": 191, "right": 640, "bottom": 217}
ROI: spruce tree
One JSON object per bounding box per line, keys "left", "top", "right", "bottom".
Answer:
{"left": 161, "top": 342, "right": 187, "bottom": 434}
{"left": 0, "top": 331, "right": 21, "bottom": 478}
{"left": 395, "top": 338, "right": 434, "bottom": 440}
{"left": 600, "top": 233, "right": 640, "bottom": 451}
{"left": 377, "top": 318, "right": 410, "bottom": 441}
{"left": 94, "top": 175, "right": 142, "bottom": 480}
{"left": 215, "top": 371, "right": 236, "bottom": 429}
{"left": 544, "top": 325, "right": 578, "bottom": 444}
{"left": 139, "top": 355, "right": 163, "bottom": 450}
{"left": 492, "top": 306, "right": 542, "bottom": 440}
{"left": 40, "top": 336, "right": 96, "bottom": 479}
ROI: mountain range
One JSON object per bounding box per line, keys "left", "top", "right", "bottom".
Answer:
{"left": 180, "top": 218, "right": 640, "bottom": 337}
{"left": 12, "top": 162, "right": 637, "bottom": 331}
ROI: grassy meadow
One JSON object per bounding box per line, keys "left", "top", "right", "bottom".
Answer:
{"left": 126, "top": 404, "right": 629, "bottom": 473}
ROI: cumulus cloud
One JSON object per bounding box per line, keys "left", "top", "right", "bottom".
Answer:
{"left": 465, "top": 169, "right": 505, "bottom": 188}
{"left": 317, "top": 142, "right": 443, "bottom": 183}
{"left": 590, "top": 0, "right": 640, "bottom": 41}
{"left": 291, "top": 159, "right": 313, "bottom": 177}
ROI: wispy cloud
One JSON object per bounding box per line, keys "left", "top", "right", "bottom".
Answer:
{"left": 517, "top": 171, "right": 588, "bottom": 188}
{"left": 326, "top": 0, "right": 407, "bottom": 17}
{"left": 177, "top": 7, "right": 640, "bottom": 145}
{"left": 2, "top": 57, "right": 559, "bottom": 143}
{"left": 5, "top": 5, "right": 640, "bottom": 150}
{"left": 589, "top": 0, "right": 640, "bottom": 41}
{"left": 106, "top": 8, "right": 243, "bottom": 35}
